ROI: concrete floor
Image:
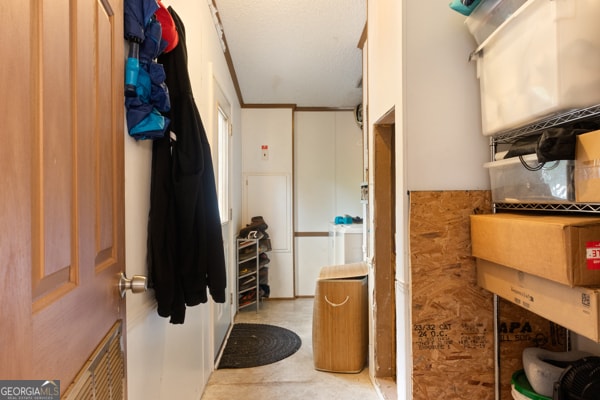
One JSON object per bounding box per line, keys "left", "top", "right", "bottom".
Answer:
{"left": 201, "top": 298, "right": 382, "bottom": 400}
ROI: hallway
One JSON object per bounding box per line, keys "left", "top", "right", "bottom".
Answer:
{"left": 201, "top": 298, "right": 382, "bottom": 400}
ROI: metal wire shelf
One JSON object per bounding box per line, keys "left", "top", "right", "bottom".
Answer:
{"left": 490, "top": 104, "right": 600, "bottom": 213}
{"left": 492, "top": 104, "right": 600, "bottom": 144}
{"left": 494, "top": 202, "right": 600, "bottom": 213}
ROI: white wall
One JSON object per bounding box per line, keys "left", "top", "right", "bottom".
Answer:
{"left": 404, "top": 2, "right": 489, "bottom": 191}
{"left": 334, "top": 112, "right": 364, "bottom": 218}
{"left": 241, "top": 108, "right": 294, "bottom": 298}
{"left": 366, "top": 0, "right": 398, "bottom": 122}
{"left": 294, "top": 111, "right": 363, "bottom": 296}
{"left": 296, "top": 112, "right": 337, "bottom": 230}
{"left": 125, "top": 1, "right": 242, "bottom": 399}
{"left": 294, "top": 112, "right": 335, "bottom": 296}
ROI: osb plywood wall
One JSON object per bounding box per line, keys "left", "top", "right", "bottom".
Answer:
{"left": 410, "top": 191, "right": 495, "bottom": 399}
{"left": 409, "top": 190, "right": 567, "bottom": 400}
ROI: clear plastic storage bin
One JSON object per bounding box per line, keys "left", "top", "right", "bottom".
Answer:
{"left": 465, "top": 0, "right": 527, "bottom": 45}
{"left": 485, "top": 154, "right": 575, "bottom": 203}
{"left": 474, "top": 0, "right": 600, "bottom": 136}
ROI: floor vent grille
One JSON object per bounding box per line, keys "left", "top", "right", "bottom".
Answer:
{"left": 64, "top": 321, "right": 124, "bottom": 400}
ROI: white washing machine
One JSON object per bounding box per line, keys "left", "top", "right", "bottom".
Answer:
{"left": 329, "top": 223, "right": 363, "bottom": 265}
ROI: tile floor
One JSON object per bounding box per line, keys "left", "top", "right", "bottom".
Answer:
{"left": 200, "top": 298, "right": 383, "bottom": 400}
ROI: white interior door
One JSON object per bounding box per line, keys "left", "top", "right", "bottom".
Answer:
{"left": 244, "top": 173, "right": 294, "bottom": 297}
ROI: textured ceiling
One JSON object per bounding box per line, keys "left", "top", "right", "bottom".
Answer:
{"left": 214, "top": 0, "right": 366, "bottom": 108}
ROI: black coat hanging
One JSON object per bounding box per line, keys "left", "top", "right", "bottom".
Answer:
{"left": 147, "top": 6, "right": 227, "bottom": 324}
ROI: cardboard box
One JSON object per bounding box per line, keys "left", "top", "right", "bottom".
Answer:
{"left": 312, "top": 262, "right": 368, "bottom": 373}
{"left": 477, "top": 259, "right": 600, "bottom": 342}
{"left": 470, "top": 213, "right": 600, "bottom": 286}
{"left": 575, "top": 129, "right": 600, "bottom": 202}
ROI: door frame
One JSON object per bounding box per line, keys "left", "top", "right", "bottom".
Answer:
{"left": 372, "top": 111, "right": 397, "bottom": 382}
{"left": 211, "top": 74, "right": 235, "bottom": 359}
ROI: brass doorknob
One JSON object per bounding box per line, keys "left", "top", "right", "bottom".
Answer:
{"left": 118, "top": 272, "right": 148, "bottom": 297}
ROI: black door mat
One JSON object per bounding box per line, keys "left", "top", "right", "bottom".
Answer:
{"left": 218, "top": 323, "right": 301, "bottom": 369}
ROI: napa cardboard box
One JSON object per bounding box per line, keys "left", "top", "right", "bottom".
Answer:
{"left": 477, "top": 259, "right": 600, "bottom": 342}
{"left": 313, "top": 262, "right": 368, "bottom": 373}
{"left": 575, "top": 129, "right": 600, "bottom": 202}
{"left": 470, "top": 213, "right": 600, "bottom": 286}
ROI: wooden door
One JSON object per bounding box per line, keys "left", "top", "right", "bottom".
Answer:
{"left": 0, "top": 0, "right": 125, "bottom": 396}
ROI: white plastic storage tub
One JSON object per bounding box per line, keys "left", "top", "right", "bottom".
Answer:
{"left": 474, "top": 0, "right": 600, "bottom": 136}
{"left": 485, "top": 154, "right": 575, "bottom": 203}
{"left": 328, "top": 223, "right": 363, "bottom": 266}
{"left": 465, "top": 0, "right": 527, "bottom": 45}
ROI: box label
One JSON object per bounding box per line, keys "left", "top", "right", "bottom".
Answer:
{"left": 586, "top": 241, "right": 600, "bottom": 270}
{"left": 412, "top": 322, "right": 490, "bottom": 351}
{"left": 413, "top": 323, "right": 454, "bottom": 350}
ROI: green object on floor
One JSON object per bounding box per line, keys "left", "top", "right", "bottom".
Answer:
{"left": 511, "top": 370, "right": 551, "bottom": 400}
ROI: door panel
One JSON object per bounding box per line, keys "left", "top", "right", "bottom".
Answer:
{"left": 33, "top": 0, "right": 74, "bottom": 309}
{"left": 0, "top": 0, "right": 125, "bottom": 394}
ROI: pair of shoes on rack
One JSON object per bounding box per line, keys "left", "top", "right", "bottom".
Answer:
{"left": 259, "top": 253, "right": 270, "bottom": 267}
{"left": 239, "top": 290, "right": 257, "bottom": 306}
{"left": 239, "top": 216, "right": 268, "bottom": 238}
{"left": 239, "top": 261, "right": 257, "bottom": 276}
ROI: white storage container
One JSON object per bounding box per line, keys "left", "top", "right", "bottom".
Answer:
{"left": 474, "top": 0, "right": 600, "bottom": 136}
{"left": 465, "top": 0, "right": 527, "bottom": 45}
{"left": 328, "top": 223, "right": 363, "bottom": 265}
{"left": 485, "top": 154, "right": 575, "bottom": 203}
